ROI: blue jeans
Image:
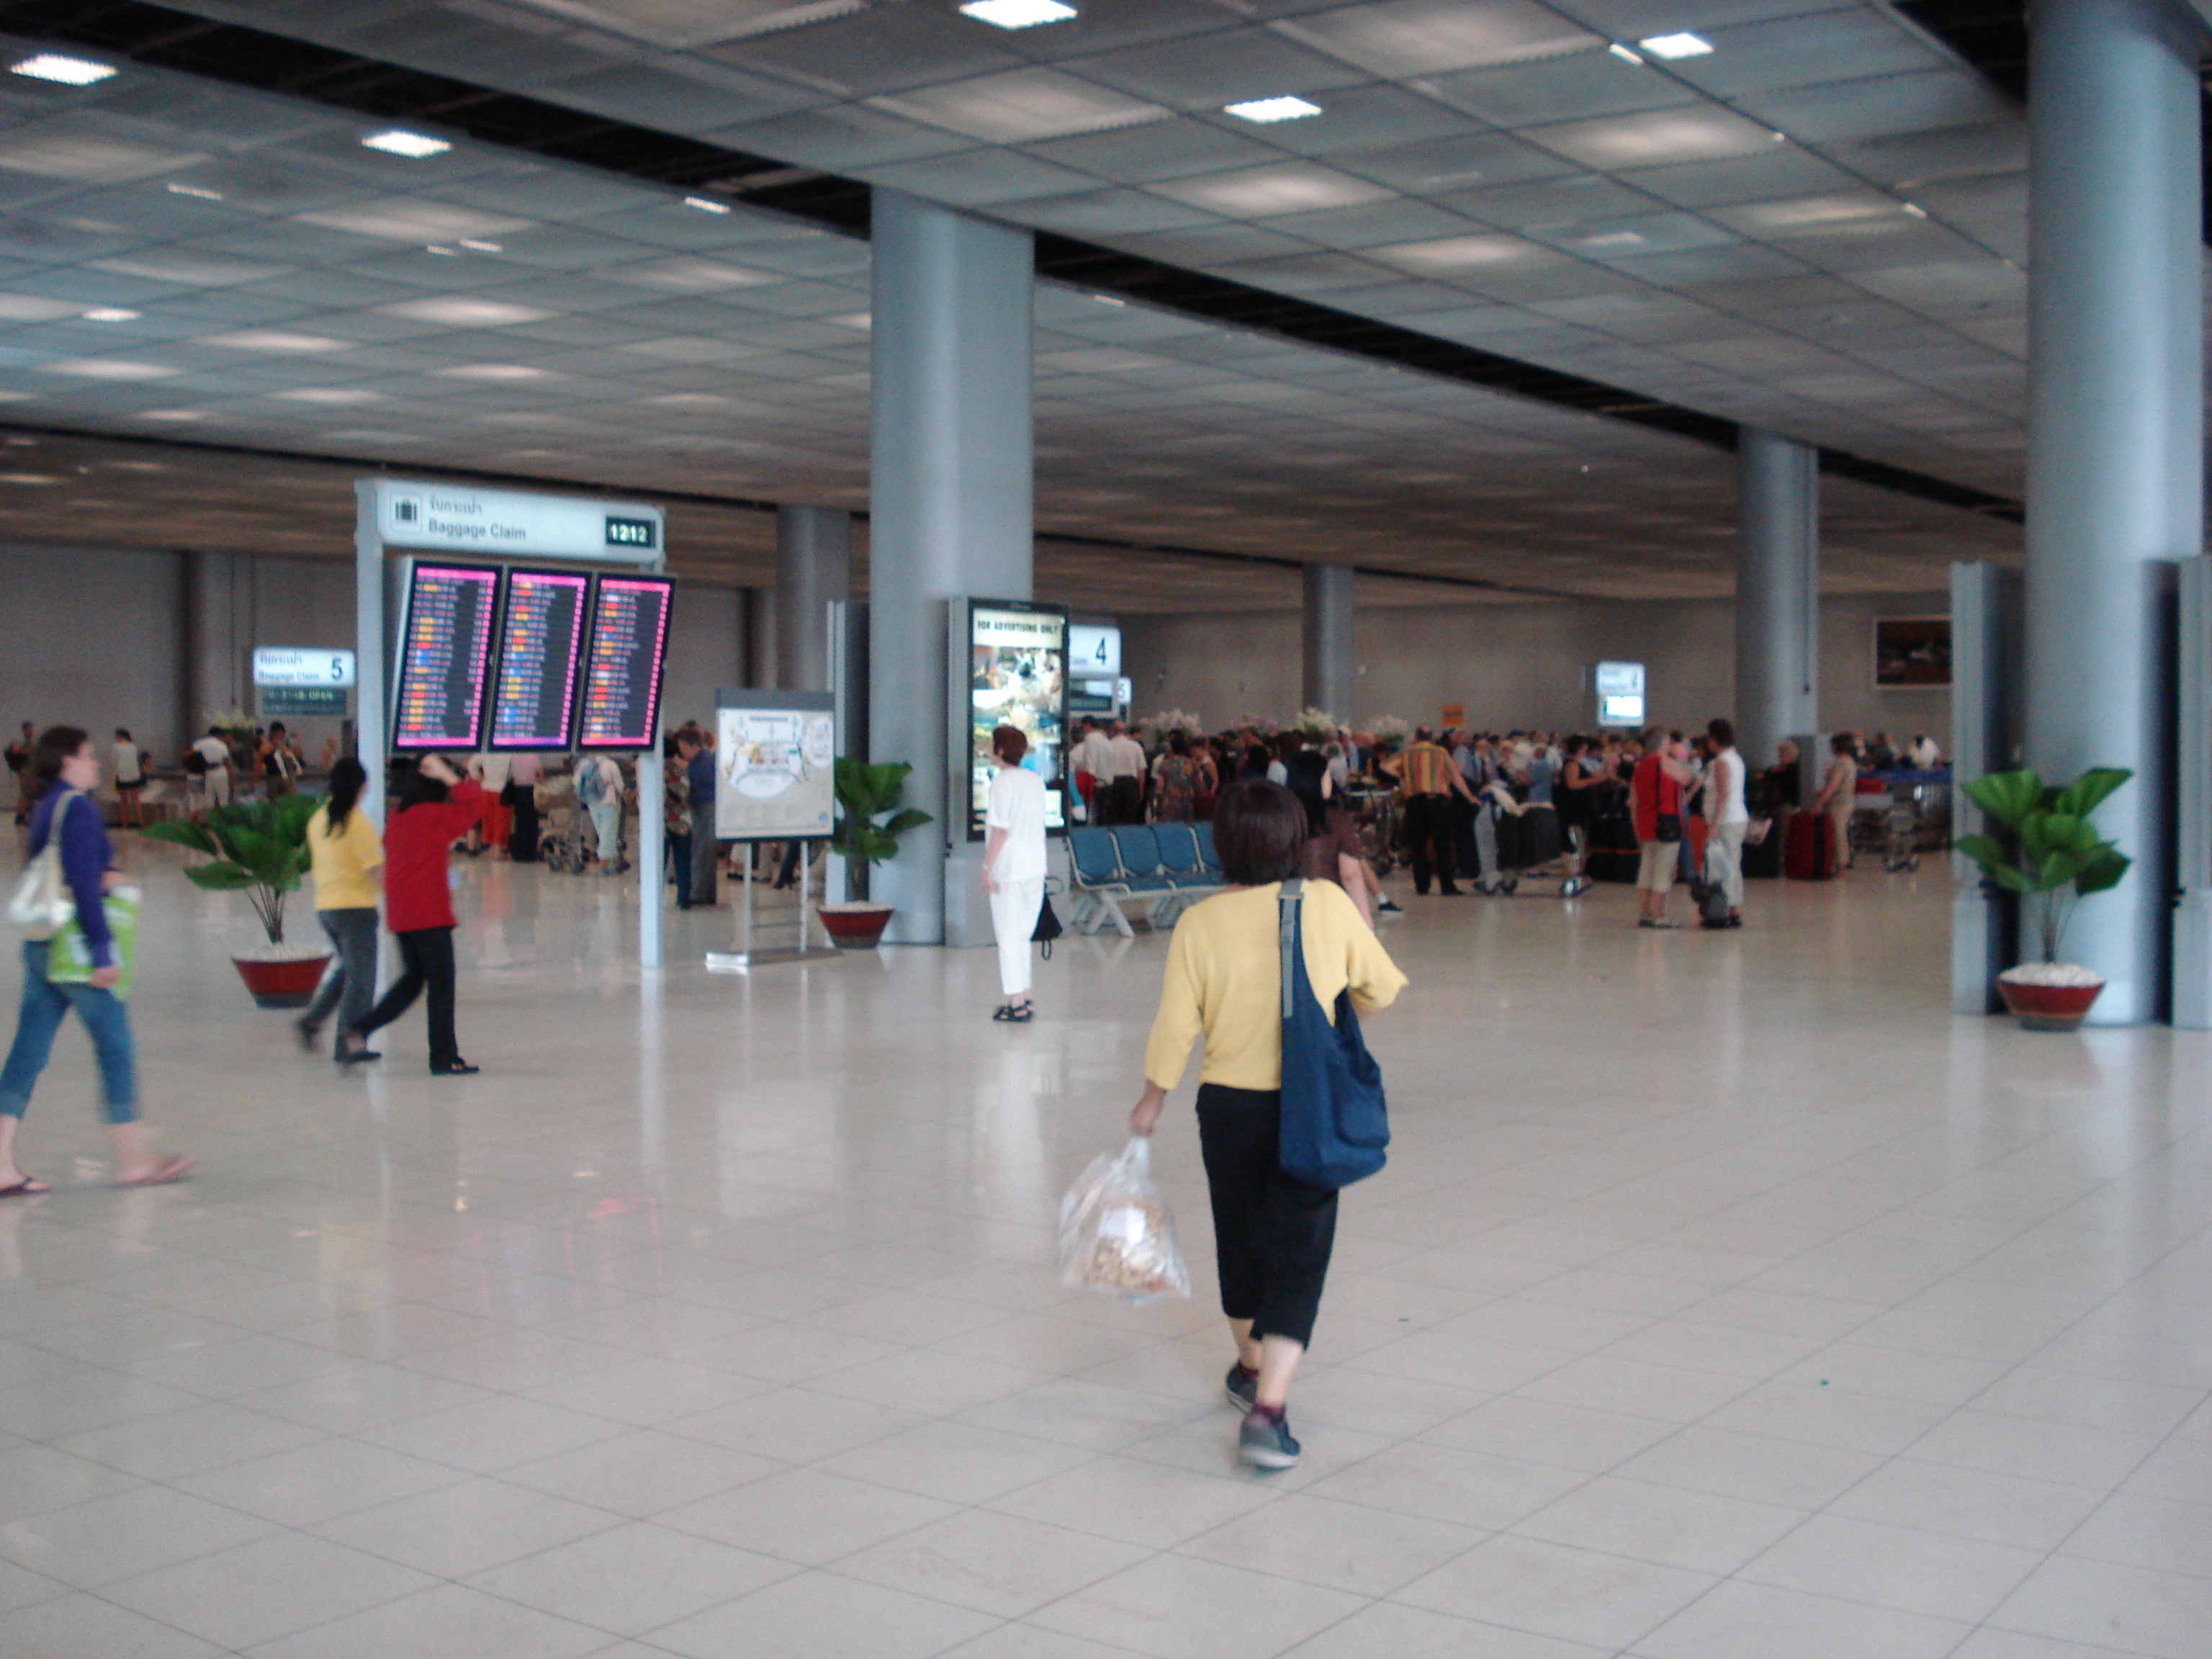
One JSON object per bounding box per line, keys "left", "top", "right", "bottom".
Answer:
{"left": 303, "top": 908, "right": 379, "bottom": 1039}
{"left": 667, "top": 830, "right": 693, "bottom": 907}
{"left": 0, "top": 941, "right": 138, "bottom": 1125}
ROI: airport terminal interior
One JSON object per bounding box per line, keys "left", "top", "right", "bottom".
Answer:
{"left": 0, "top": 0, "right": 2208, "bottom": 1655}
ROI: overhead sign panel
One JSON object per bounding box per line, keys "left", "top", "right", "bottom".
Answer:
{"left": 253, "top": 647, "right": 356, "bottom": 688}
{"left": 578, "top": 575, "right": 675, "bottom": 751}
{"left": 369, "top": 479, "right": 665, "bottom": 565}
{"left": 1595, "top": 660, "right": 1645, "bottom": 729}
{"left": 489, "top": 569, "right": 589, "bottom": 751}
{"left": 393, "top": 562, "right": 500, "bottom": 751}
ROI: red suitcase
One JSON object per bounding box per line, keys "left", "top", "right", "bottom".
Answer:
{"left": 1784, "top": 811, "right": 1839, "bottom": 880}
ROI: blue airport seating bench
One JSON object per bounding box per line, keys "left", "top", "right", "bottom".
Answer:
{"left": 1065, "top": 822, "right": 1226, "bottom": 937}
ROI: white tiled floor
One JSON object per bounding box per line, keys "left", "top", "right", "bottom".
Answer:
{"left": 0, "top": 846, "right": 2206, "bottom": 1658}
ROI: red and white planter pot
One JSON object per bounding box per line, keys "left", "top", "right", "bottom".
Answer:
{"left": 1996, "top": 966, "right": 2106, "bottom": 1032}
{"left": 819, "top": 902, "right": 894, "bottom": 950}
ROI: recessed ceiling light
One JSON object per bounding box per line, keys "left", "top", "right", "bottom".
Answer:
{"left": 457, "top": 238, "right": 503, "bottom": 252}
{"left": 683, "top": 196, "right": 731, "bottom": 214}
{"left": 1901, "top": 202, "right": 1928, "bottom": 217}
{"left": 83, "top": 307, "right": 139, "bottom": 322}
{"left": 165, "top": 182, "right": 223, "bottom": 201}
{"left": 1224, "top": 95, "right": 1323, "bottom": 123}
{"left": 361, "top": 130, "right": 451, "bottom": 158}
{"left": 0, "top": 473, "right": 60, "bottom": 485}
{"left": 10, "top": 54, "right": 117, "bottom": 86}
{"left": 1637, "top": 32, "right": 1712, "bottom": 58}
{"left": 959, "top": 0, "right": 1076, "bottom": 29}
{"left": 1607, "top": 42, "right": 1645, "bottom": 63}
{"left": 425, "top": 245, "right": 461, "bottom": 256}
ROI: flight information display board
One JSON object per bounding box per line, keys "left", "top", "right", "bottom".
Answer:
{"left": 393, "top": 562, "right": 500, "bottom": 751}
{"left": 577, "top": 575, "right": 674, "bottom": 750}
{"left": 488, "top": 568, "right": 588, "bottom": 751}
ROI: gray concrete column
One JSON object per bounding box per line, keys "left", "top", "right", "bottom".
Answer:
{"left": 868, "top": 189, "right": 1034, "bottom": 943}
{"left": 743, "top": 588, "right": 776, "bottom": 691}
{"left": 775, "top": 505, "right": 851, "bottom": 694}
{"left": 2026, "top": 0, "right": 2202, "bottom": 1021}
{"left": 1301, "top": 564, "right": 1355, "bottom": 724}
{"left": 1734, "top": 428, "right": 1819, "bottom": 770}
{"left": 184, "top": 549, "right": 243, "bottom": 750}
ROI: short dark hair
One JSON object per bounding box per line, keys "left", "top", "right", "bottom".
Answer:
{"left": 1213, "top": 780, "right": 1307, "bottom": 886}
{"left": 1832, "top": 732, "right": 1856, "bottom": 754}
{"left": 31, "top": 725, "right": 86, "bottom": 793}
{"left": 1169, "top": 732, "right": 1191, "bottom": 757}
{"left": 991, "top": 724, "right": 1028, "bottom": 763}
{"left": 1708, "top": 718, "right": 1735, "bottom": 748}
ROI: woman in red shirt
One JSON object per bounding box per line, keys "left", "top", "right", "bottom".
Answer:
{"left": 341, "top": 754, "right": 483, "bottom": 1074}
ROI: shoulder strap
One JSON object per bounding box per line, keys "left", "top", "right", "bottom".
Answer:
{"left": 1277, "top": 878, "right": 1304, "bottom": 1019}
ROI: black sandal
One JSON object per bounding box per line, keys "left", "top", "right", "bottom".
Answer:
{"left": 1006, "top": 1002, "right": 1034, "bottom": 1023}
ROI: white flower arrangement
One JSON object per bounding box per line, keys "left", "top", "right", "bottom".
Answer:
{"left": 1232, "top": 714, "right": 1280, "bottom": 737}
{"left": 1142, "top": 709, "right": 1205, "bottom": 739}
{"left": 1292, "top": 706, "right": 1337, "bottom": 741}
{"left": 1367, "top": 714, "right": 1411, "bottom": 746}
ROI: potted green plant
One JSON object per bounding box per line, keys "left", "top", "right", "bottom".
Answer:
{"left": 142, "top": 793, "right": 329, "bottom": 1007}
{"left": 1956, "top": 765, "right": 2132, "bottom": 1030}
{"left": 822, "top": 757, "right": 932, "bottom": 949}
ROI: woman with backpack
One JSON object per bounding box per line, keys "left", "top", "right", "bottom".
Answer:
{"left": 1, "top": 727, "right": 192, "bottom": 1194}
{"left": 1128, "top": 781, "right": 1405, "bottom": 1469}
{"left": 340, "top": 754, "right": 482, "bottom": 1075}
{"left": 295, "top": 758, "right": 382, "bottom": 1065}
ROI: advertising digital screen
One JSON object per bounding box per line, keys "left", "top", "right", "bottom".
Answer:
{"left": 577, "top": 576, "right": 674, "bottom": 750}
{"left": 393, "top": 563, "right": 500, "bottom": 751}
{"left": 1595, "top": 661, "right": 1646, "bottom": 731}
{"left": 967, "top": 600, "right": 1067, "bottom": 841}
{"left": 488, "top": 568, "right": 588, "bottom": 751}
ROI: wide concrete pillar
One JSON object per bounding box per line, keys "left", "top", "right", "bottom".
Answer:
{"left": 744, "top": 589, "right": 776, "bottom": 691}
{"left": 1302, "top": 564, "right": 1354, "bottom": 724}
{"left": 2025, "top": 0, "right": 2202, "bottom": 1021}
{"left": 1734, "top": 428, "right": 1819, "bottom": 770}
{"left": 868, "top": 189, "right": 1034, "bottom": 943}
{"left": 183, "top": 549, "right": 244, "bottom": 751}
{"left": 775, "top": 505, "right": 851, "bottom": 693}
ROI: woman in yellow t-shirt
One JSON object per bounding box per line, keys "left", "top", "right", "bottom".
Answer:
{"left": 1130, "top": 781, "right": 1406, "bottom": 1470}
{"left": 297, "top": 758, "right": 384, "bottom": 1064}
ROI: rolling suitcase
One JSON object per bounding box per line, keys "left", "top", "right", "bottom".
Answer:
{"left": 1584, "top": 802, "right": 1640, "bottom": 884}
{"left": 1740, "top": 817, "right": 1781, "bottom": 879}
{"left": 1785, "top": 811, "right": 1838, "bottom": 880}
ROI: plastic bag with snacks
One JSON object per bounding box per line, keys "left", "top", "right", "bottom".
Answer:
{"left": 1057, "top": 1138, "right": 1192, "bottom": 1303}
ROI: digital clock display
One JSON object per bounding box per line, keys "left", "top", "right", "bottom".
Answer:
{"left": 604, "top": 516, "right": 657, "bottom": 550}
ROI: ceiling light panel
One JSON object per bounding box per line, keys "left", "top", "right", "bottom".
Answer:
{"left": 0, "top": 130, "right": 204, "bottom": 185}
{"left": 378, "top": 297, "right": 557, "bottom": 326}
{"left": 961, "top": 0, "right": 1077, "bottom": 27}
{"left": 871, "top": 68, "right": 1169, "bottom": 143}
{"left": 11, "top": 54, "right": 119, "bottom": 86}
{"left": 197, "top": 330, "right": 352, "bottom": 351}
{"left": 1425, "top": 49, "right": 1695, "bottom": 127}
{"left": 360, "top": 130, "right": 451, "bottom": 158}
{"left": 1226, "top": 96, "right": 1324, "bottom": 123}
{"left": 1280, "top": 0, "right": 1600, "bottom": 77}
{"left": 1370, "top": 232, "right": 1563, "bottom": 272}
{"left": 297, "top": 200, "right": 534, "bottom": 243}
{"left": 1637, "top": 32, "right": 1712, "bottom": 59}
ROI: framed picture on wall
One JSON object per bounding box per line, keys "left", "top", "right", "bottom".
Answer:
{"left": 1874, "top": 616, "right": 1951, "bottom": 688}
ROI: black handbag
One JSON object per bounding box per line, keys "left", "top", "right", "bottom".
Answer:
{"left": 1650, "top": 763, "right": 1682, "bottom": 843}
{"left": 1032, "top": 891, "right": 1063, "bottom": 958}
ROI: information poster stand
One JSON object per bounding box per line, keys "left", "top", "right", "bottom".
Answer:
{"left": 704, "top": 688, "right": 839, "bottom": 970}
{"left": 354, "top": 479, "right": 668, "bottom": 971}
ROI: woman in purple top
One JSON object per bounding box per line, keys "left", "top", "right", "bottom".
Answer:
{"left": 0, "top": 727, "right": 191, "bottom": 1195}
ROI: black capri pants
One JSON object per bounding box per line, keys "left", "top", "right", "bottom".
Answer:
{"left": 1196, "top": 1083, "right": 1339, "bottom": 1349}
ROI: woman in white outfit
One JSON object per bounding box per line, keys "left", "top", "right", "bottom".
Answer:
{"left": 981, "top": 724, "right": 1047, "bottom": 1024}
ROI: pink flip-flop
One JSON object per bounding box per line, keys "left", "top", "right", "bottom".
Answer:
{"left": 113, "top": 1156, "right": 194, "bottom": 1189}
{"left": 0, "top": 1175, "right": 50, "bottom": 1198}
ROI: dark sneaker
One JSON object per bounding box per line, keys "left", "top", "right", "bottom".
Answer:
{"left": 1223, "top": 1362, "right": 1259, "bottom": 1412}
{"left": 1376, "top": 898, "right": 1403, "bottom": 915}
{"left": 1238, "top": 1407, "right": 1300, "bottom": 1470}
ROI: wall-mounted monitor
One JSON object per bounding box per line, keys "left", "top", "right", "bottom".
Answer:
{"left": 392, "top": 562, "right": 501, "bottom": 751}
{"left": 488, "top": 568, "right": 590, "bottom": 751}
{"left": 577, "top": 575, "right": 675, "bottom": 750}
{"left": 965, "top": 598, "right": 1068, "bottom": 840}
{"left": 1595, "top": 660, "right": 1646, "bottom": 731}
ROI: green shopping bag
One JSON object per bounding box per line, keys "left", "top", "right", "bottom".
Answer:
{"left": 45, "top": 884, "right": 140, "bottom": 999}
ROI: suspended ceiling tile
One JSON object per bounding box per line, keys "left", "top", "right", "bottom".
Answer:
{"left": 1607, "top": 242, "right": 1808, "bottom": 286}
{"left": 1369, "top": 230, "right": 1565, "bottom": 274}
{"left": 1624, "top": 146, "right": 1863, "bottom": 209}
{"left": 704, "top": 103, "right": 981, "bottom": 169}
{"left": 1547, "top": 0, "right": 1843, "bottom": 38}
{"left": 1025, "top": 117, "right": 1286, "bottom": 184}
{"left": 1424, "top": 48, "right": 1692, "bottom": 127}
{"left": 1845, "top": 258, "right": 2026, "bottom": 315}
{"left": 1524, "top": 209, "right": 1739, "bottom": 259}
{"left": 1333, "top": 131, "right": 1576, "bottom": 193}
{"left": 1147, "top": 161, "right": 1398, "bottom": 216}
{"left": 1668, "top": 8, "right": 1944, "bottom": 96}
{"left": 1440, "top": 171, "right": 1660, "bottom": 228}
{"left": 1253, "top": 196, "right": 1478, "bottom": 248}
{"left": 701, "top": 8, "right": 1024, "bottom": 96}
{"left": 861, "top": 148, "right": 1101, "bottom": 206}
{"left": 1277, "top": 0, "right": 1602, "bottom": 77}
{"left": 1072, "top": 26, "right": 1370, "bottom": 109}
{"left": 1736, "top": 71, "right": 2015, "bottom": 146}
{"left": 1520, "top": 106, "right": 1785, "bottom": 171}
{"left": 0, "top": 128, "right": 204, "bottom": 186}
{"left": 1230, "top": 84, "right": 1473, "bottom": 158}
{"left": 869, "top": 68, "right": 1170, "bottom": 144}
{"left": 994, "top": 186, "right": 1223, "bottom": 236}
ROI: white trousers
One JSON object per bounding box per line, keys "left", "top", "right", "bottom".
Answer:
{"left": 988, "top": 876, "right": 1044, "bottom": 997}
{"left": 1708, "top": 822, "right": 1746, "bottom": 909}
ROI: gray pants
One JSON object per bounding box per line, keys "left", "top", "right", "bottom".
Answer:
{"left": 305, "top": 907, "right": 379, "bottom": 1038}
{"left": 1708, "top": 822, "right": 1747, "bottom": 910}
{"left": 689, "top": 803, "right": 718, "bottom": 905}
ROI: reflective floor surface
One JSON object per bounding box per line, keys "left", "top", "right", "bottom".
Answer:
{"left": 0, "top": 845, "right": 2206, "bottom": 1658}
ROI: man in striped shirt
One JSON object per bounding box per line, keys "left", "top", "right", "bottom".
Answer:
{"left": 1398, "top": 727, "right": 1478, "bottom": 896}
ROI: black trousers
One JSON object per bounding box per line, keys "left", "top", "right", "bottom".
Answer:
{"left": 354, "top": 925, "right": 459, "bottom": 1069}
{"left": 1404, "top": 793, "right": 1458, "bottom": 893}
{"left": 505, "top": 785, "right": 540, "bottom": 863}
{"left": 1196, "top": 1084, "right": 1338, "bottom": 1349}
{"left": 1105, "top": 777, "right": 1142, "bottom": 824}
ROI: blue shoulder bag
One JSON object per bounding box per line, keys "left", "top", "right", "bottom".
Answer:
{"left": 1275, "top": 879, "right": 1389, "bottom": 1189}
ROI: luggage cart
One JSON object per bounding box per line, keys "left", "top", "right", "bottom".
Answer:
{"left": 1882, "top": 778, "right": 1925, "bottom": 873}
{"left": 1474, "top": 800, "right": 1591, "bottom": 898}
